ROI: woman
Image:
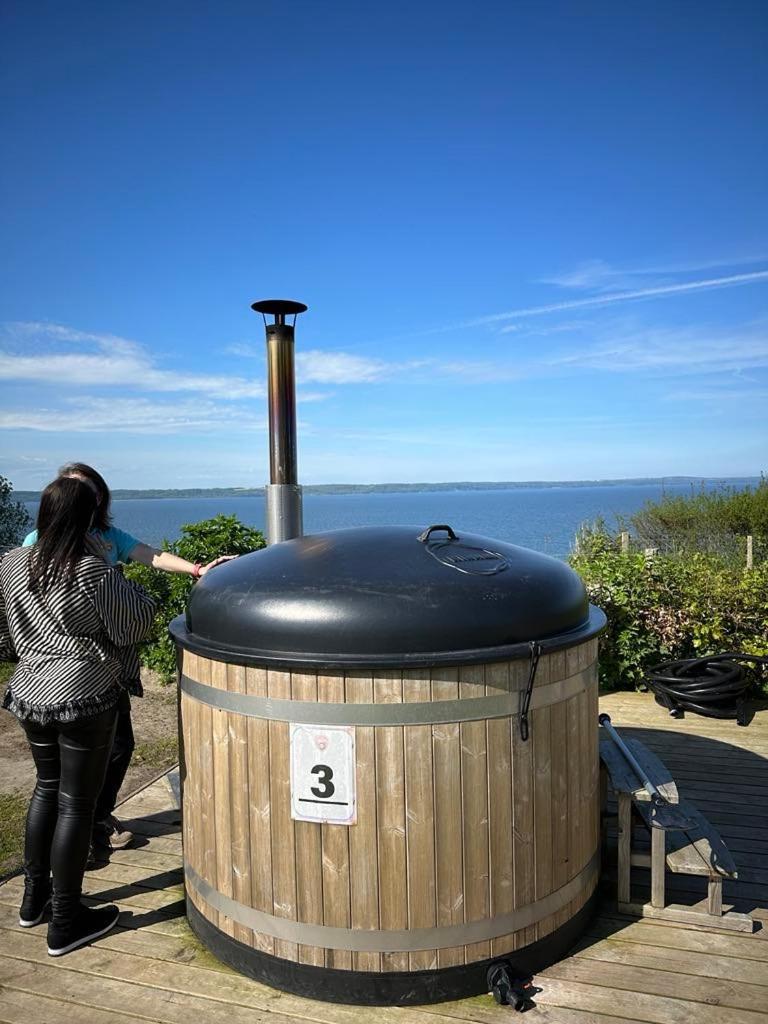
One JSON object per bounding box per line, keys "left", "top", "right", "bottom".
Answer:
{"left": 0, "top": 477, "right": 156, "bottom": 955}
{"left": 23, "top": 462, "right": 233, "bottom": 855}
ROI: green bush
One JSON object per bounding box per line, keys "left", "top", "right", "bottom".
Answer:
{"left": 124, "top": 514, "right": 265, "bottom": 682}
{"left": 570, "top": 523, "right": 768, "bottom": 691}
{"left": 627, "top": 477, "right": 767, "bottom": 561}
{"left": 0, "top": 476, "right": 31, "bottom": 549}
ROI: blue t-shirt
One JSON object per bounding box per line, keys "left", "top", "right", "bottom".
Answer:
{"left": 22, "top": 526, "right": 141, "bottom": 566}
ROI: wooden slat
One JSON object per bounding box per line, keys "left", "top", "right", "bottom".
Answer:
{"left": 196, "top": 657, "right": 217, "bottom": 930}
{"left": 544, "top": 955, "right": 768, "bottom": 1016}
{"left": 513, "top": 654, "right": 538, "bottom": 949}
{"left": 549, "top": 650, "right": 570, "bottom": 932}
{"left": 226, "top": 663, "right": 252, "bottom": 948}
{"left": 374, "top": 669, "right": 408, "bottom": 972}
{"left": 211, "top": 659, "right": 234, "bottom": 938}
{"left": 291, "top": 671, "right": 324, "bottom": 967}
{"left": 267, "top": 667, "right": 297, "bottom": 962}
{"left": 317, "top": 672, "right": 352, "bottom": 971}
{"left": 575, "top": 932, "right": 768, "bottom": 988}
{"left": 431, "top": 666, "right": 465, "bottom": 967}
{"left": 532, "top": 698, "right": 554, "bottom": 940}
{"left": 459, "top": 663, "right": 490, "bottom": 963}
{"left": 404, "top": 667, "right": 437, "bottom": 971}
{"left": 487, "top": 666, "right": 514, "bottom": 958}
{"left": 244, "top": 666, "right": 273, "bottom": 955}
{"left": 345, "top": 668, "right": 381, "bottom": 972}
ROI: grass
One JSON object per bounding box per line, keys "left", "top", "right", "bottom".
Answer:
{"left": 133, "top": 734, "right": 179, "bottom": 771}
{"left": 0, "top": 791, "right": 26, "bottom": 878}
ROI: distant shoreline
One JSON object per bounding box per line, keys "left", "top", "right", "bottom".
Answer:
{"left": 16, "top": 476, "right": 760, "bottom": 502}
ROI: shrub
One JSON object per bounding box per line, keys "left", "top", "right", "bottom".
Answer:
{"left": 570, "top": 522, "right": 768, "bottom": 691}
{"left": 627, "top": 477, "right": 767, "bottom": 561}
{"left": 124, "top": 514, "right": 265, "bottom": 682}
{"left": 0, "top": 476, "right": 31, "bottom": 549}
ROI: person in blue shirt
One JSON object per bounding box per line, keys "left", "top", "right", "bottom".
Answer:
{"left": 23, "top": 462, "right": 233, "bottom": 856}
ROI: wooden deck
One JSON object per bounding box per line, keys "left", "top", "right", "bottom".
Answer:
{"left": 1, "top": 690, "right": 766, "bottom": 1024}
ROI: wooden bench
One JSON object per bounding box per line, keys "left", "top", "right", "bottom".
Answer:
{"left": 600, "top": 735, "right": 753, "bottom": 933}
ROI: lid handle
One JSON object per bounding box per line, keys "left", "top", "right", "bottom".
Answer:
{"left": 417, "top": 524, "right": 458, "bottom": 543}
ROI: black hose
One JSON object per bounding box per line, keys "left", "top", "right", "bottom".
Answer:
{"left": 645, "top": 653, "right": 768, "bottom": 724}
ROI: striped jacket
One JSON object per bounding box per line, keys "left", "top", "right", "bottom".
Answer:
{"left": 0, "top": 546, "right": 156, "bottom": 724}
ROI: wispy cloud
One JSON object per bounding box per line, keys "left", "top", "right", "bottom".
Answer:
{"left": 547, "top": 322, "right": 768, "bottom": 374}
{"left": 296, "top": 349, "right": 423, "bottom": 384}
{"left": 0, "top": 322, "right": 265, "bottom": 400}
{"left": 0, "top": 396, "right": 269, "bottom": 434}
{"left": 461, "top": 271, "right": 768, "bottom": 329}
{"left": 385, "top": 269, "right": 768, "bottom": 344}
{"left": 432, "top": 320, "right": 768, "bottom": 381}
{"left": 541, "top": 255, "right": 768, "bottom": 292}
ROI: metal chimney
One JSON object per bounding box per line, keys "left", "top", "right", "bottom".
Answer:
{"left": 251, "top": 298, "right": 307, "bottom": 544}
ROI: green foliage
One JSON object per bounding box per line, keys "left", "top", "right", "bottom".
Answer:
{"left": 124, "top": 514, "right": 265, "bottom": 682}
{"left": 571, "top": 522, "right": 768, "bottom": 691}
{"left": 628, "top": 477, "right": 768, "bottom": 560}
{"left": 0, "top": 477, "right": 31, "bottom": 549}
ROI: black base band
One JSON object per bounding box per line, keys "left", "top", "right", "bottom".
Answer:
{"left": 186, "top": 894, "right": 597, "bottom": 1006}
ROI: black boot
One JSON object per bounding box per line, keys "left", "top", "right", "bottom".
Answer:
{"left": 47, "top": 892, "right": 120, "bottom": 956}
{"left": 19, "top": 868, "right": 52, "bottom": 927}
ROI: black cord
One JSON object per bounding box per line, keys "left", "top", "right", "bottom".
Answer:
{"left": 645, "top": 653, "right": 767, "bottom": 724}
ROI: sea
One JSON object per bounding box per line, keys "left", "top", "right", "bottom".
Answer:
{"left": 22, "top": 478, "right": 759, "bottom": 559}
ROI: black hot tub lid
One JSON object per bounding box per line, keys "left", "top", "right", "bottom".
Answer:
{"left": 170, "top": 524, "right": 605, "bottom": 669}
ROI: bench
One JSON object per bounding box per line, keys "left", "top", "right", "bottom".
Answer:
{"left": 600, "top": 735, "right": 753, "bottom": 933}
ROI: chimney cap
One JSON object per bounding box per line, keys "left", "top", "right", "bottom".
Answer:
{"left": 251, "top": 299, "right": 307, "bottom": 316}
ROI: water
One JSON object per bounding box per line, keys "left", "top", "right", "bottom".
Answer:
{"left": 23, "top": 479, "right": 757, "bottom": 558}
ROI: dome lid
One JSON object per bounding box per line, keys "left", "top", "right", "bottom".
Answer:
{"left": 170, "top": 524, "right": 605, "bottom": 669}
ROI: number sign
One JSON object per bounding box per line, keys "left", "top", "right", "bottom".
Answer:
{"left": 290, "top": 723, "right": 357, "bottom": 825}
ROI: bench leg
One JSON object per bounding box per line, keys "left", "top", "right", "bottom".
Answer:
{"left": 708, "top": 876, "right": 723, "bottom": 917}
{"left": 617, "top": 793, "right": 632, "bottom": 905}
{"left": 651, "top": 826, "right": 665, "bottom": 909}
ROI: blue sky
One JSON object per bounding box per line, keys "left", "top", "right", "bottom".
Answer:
{"left": 1, "top": 1, "right": 766, "bottom": 489}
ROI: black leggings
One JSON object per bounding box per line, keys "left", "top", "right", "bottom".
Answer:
{"left": 22, "top": 706, "right": 117, "bottom": 900}
{"left": 94, "top": 691, "right": 134, "bottom": 824}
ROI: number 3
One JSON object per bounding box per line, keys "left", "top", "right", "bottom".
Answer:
{"left": 310, "top": 764, "right": 335, "bottom": 799}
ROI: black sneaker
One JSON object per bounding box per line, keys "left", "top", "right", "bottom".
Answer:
{"left": 93, "top": 815, "right": 133, "bottom": 851}
{"left": 19, "top": 875, "right": 51, "bottom": 927}
{"left": 47, "top": 904, "right": 120, "bottom": 956}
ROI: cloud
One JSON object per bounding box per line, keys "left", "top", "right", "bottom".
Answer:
{"left": 0, "top": 322, "right": 265, "bottom": 400}
{"left": 430, "top": 320, "right": 768, "bottom": 382}
{"left": 548, "top": 322, "right": 768, "bottom": 375}
{"left": 386, "top": 269, "right": 768, "bottom": 344}
{"left": 463, "top": 271, "right": 768, "bottom": 329}
{"left": 0, "top": 396, "right": 269, "bottom": 434}
{"left": 224, "top": 342, "right": 261, "bottom": 359}
{"left": 541, "top": 255, "right": 768, "bottom": 292}
{"left": 295, "top": 350, "right": 399, "bottom": 384}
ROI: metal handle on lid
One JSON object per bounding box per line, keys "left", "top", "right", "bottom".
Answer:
{"left": 417, "top": 524, "right": 458, "bottom": 543}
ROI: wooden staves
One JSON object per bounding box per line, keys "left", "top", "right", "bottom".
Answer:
{"left": 178, "top": 639, "right": 600, "bottom": 974}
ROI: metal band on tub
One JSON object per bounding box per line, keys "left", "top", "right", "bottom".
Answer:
{"left": 179, "top": 663, "right": 594, "bottom": 726}
{"left": 184, "top": 853, "right": 598, "bottom": 952}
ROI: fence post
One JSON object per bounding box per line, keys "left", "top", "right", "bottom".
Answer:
{"left": 746, "top": 535, "right": 753, "bottom": 570}
{"left": 620, "top": 531, "right": 630, "bottom": 554}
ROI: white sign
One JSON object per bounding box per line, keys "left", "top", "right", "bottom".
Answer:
{"left": 290, "top": 723, "right": 356, "bottom": 825}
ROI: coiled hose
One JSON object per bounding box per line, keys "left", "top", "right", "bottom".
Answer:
{"left": 645, "top": 653, "right": 767, "bottom": 724}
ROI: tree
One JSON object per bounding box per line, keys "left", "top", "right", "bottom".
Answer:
{"left": 0, "top": 477, "right": 31, "bottom": 550}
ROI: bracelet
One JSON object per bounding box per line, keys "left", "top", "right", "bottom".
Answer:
{"left": 191, "top": 563, "right": 202, "bottom": 579}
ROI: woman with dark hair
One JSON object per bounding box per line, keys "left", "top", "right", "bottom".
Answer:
{"left": 23, "top": 462, "right": 233, "bottom": 855}
{"left": 0, "top": 477, "right": 156, "bottom": 955}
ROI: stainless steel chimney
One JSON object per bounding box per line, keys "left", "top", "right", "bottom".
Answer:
{"left": 251, "top": 298, "right": 307, "bottom": 544}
